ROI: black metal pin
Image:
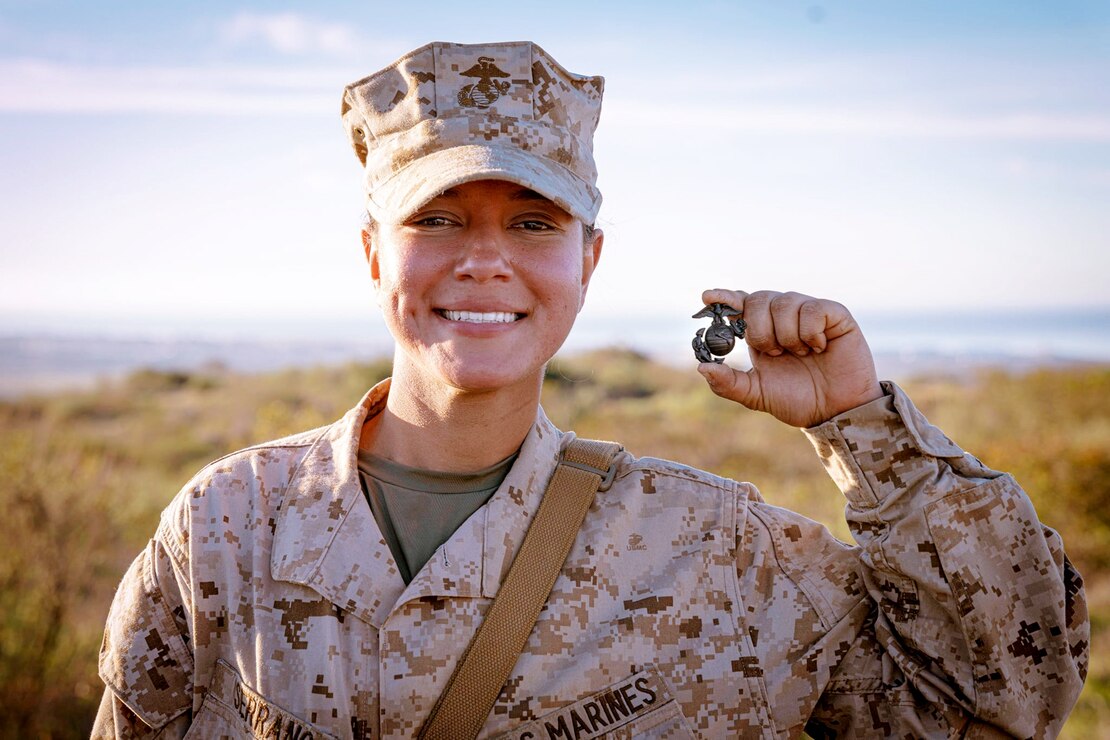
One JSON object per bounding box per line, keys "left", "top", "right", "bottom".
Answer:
{"left": 692, "top": 303, "right": 746, "bottom": 363}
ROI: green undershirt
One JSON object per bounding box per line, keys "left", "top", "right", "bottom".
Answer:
{"left": 356, "top": 449, "right": 518, "bottom": 585}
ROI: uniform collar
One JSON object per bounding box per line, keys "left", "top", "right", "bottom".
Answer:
{"left": 270, "top": 379, "right": 400, "bottom": 628}
{"left": 270, "top": 378, "right": 568, "bottom": 628}
{"left": 403, "top": 401, "right": 566, "bottom": 606}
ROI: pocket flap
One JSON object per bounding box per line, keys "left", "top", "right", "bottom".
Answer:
{"left": 193, "top": 660, "right": 339, "bottom": 740}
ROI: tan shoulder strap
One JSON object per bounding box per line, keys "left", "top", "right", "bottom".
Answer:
{"left": 418, "top": 437, "right": 622, "bottom": 740}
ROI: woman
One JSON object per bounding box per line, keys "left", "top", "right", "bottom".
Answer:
{"left": 94, "top": 41, "right": 1087, "bottom": 739}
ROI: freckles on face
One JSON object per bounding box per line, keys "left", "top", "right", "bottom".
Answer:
{"left": 367, "top": 180, "right": 596, "bottom": 392}
{"left": 373, "top": 242, "right": 437, "bottom": 346}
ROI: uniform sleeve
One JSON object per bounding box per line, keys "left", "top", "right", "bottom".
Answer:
{"left": 92, "top": 537, "right": 194, "bottom": 739}
{"left": 799, "top": 381, "right": 1089, "bottom": 738}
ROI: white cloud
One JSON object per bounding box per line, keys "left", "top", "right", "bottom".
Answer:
{"left": 0, "top": 58, "right": 338, "bottom": 114}
{"left": 218, "top": 12, "right": 360, "bottom": 58}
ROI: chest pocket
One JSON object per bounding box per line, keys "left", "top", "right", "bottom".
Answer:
{"left": 495, "top": 667, "right": 695, "bottom": 740}
{"left": 183, "top": 660, "right": 339, "bottom": 740}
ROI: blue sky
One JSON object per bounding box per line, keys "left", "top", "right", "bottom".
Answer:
{"left": 2, "top": 1, "right": 1108, "bottom": 339}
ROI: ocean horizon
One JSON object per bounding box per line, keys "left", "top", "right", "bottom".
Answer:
{"left": 2, "top": 307, "right": 1109, "bottom": 397}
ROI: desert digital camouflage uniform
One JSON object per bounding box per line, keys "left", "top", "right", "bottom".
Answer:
{"left": 93, "top": 378, "right": 1088, "bottom": 739}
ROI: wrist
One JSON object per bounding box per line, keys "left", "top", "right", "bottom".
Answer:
{"left": 813, "top": 381, "right": 885, "bottom": 428}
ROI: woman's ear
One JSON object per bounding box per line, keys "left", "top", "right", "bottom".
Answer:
{"left": 362, "top": 228, "right": 380, "bottom": 287}
{"left": 579, "top": 228, "right": 604, "bottom": 310}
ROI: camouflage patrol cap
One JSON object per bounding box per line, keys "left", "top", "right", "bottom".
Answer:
{"left": 341, "top": 41, "right": 605, "bottom": 225}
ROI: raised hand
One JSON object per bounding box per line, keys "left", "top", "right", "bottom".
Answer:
{"left": 696, "top": 289, "right": 883, "bottom": 428}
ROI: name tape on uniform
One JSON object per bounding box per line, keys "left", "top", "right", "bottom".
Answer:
{"left": 496, "top": 667, "right": 691, "bottom": 740}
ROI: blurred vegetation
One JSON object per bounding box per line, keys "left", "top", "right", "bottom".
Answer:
{"left": 1, "top": 353, "right": 1107, "bottom": 737}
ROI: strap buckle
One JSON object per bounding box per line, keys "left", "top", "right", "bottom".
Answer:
{"left": 561, "top": 459, "right": 618, "bottom": 492}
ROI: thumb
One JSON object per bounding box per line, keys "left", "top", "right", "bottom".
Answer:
{"left": 698, "top": 362, "right": 760, "bottom": 409}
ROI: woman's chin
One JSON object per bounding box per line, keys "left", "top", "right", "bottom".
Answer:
{"left": 393, "top": 339, "right": 559, "bottom": 397}
{"left": 439, "top": 365, "right": 540, "bottom": 395}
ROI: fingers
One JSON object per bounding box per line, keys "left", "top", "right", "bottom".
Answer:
{"left": 703, "top": 289, "right": 843, "bottom": 358}
{"left": 737, "top": 291, "right": 775, "bottom": 356}
{"left": 697, "top": 361, "right": 760, "bottom": 410}
{"left": 696, "top": 288, "right": 874, "bottom": 424}
{"left": 702, "top": 288, "right": 748, "bottom": 313}
{"left": 769, "top": 293, "right": 811, "bottom": 356}
{"left": 747, "top": 291, "right": 821, "bottom": 357}
{"left": 798, "top": 298, "right": 829, "bottom": 353}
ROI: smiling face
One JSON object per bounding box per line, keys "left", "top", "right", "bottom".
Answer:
{"left": 365, "top": 180, "right": 603, "bottom": 397}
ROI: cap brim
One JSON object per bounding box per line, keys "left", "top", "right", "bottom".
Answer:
{"left": 366, "top": 144, "right": 601, "bottom": 225}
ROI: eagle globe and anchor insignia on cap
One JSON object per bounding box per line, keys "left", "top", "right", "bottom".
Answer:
{"left": 457, "top": 56, "right": 512, "bottom": 109}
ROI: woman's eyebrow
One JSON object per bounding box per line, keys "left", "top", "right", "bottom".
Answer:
{"left": 511, "top": 188, "right": 551, "bottom": 202}
{"left": 430, "top": 186, "right": 552, "bottom": 204}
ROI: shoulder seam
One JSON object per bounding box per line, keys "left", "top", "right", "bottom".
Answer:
{"left": 615, "top": 457, "right": 737, "bottom": 495}
{"left": 181, "top": 424, "right": 330, "bottom": 483}
{"left": 156, "top": 516, "right": 189, "bottom": 574}
{"left": 203, "top": 425, "right": 329, "bottom": 467}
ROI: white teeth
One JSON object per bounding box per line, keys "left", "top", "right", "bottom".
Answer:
{"left": 442, "top": 310, "right": 520, "bottom": 324}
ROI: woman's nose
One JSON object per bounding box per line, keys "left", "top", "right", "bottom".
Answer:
{"left": 454, "top": 228, "right": 513, "bottom": 282}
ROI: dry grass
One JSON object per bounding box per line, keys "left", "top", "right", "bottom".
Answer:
{"left": 1, "top": 354, "right": 1106, "bottom": 736}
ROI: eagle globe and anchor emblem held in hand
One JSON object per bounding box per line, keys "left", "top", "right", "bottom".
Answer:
{"left": 457, "top": 56, "right": 511, "bottom": 109}
{"left": 692, "top": 303, "right": 747, "bottom": 363}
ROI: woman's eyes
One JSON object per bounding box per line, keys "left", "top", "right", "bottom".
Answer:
{"left": 513, "top": 219, "right": 557, "bottom": 232}
{"left": 413, "top": 215, "right": 455, "bottom": 227}
{"left": 409, "top": 216, "right": 559, "bottom": 232}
